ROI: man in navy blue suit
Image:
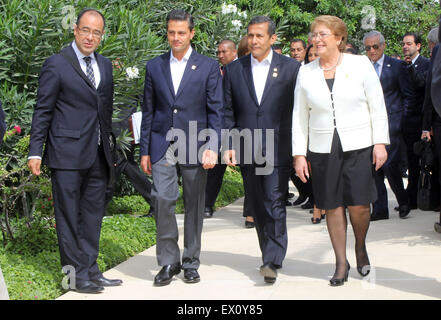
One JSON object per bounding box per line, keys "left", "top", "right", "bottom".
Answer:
{"left": 28, "top": 8, "right": 121, "bottom": 294}
{"left": 401, "top": 32, "right": 431, "bottom": 209}
{"left": 363, "top": 31, "right": 410, "bottom": 221}
{"left": 223, "top": 16, "right": 300, "bottom": 284}
{"left": 0, "top": 100, "right": 5, "bottom": 142}
{"left": 140, "top": 10, "right": 223, "bottom": 286}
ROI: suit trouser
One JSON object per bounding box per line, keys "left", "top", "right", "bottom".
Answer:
{"left": 402, "top": 114, "right": 422, "bottom": 206}
{"left": 105, "top": 150, "right": 153, "bottom": 209}
{"left": 205, "top": 163, "right": 227, "bottom": 208}
{"left": 51, "top": 146, "right": 108, "bottom": 282}
{"left": 373, "top": 120, "right": 408, "bottom": 214}
{"left": 241, "top": 164, "right": 289, "bottom": 267}
{"left": 151, "top": 148, "right": 207, "bottom": 269}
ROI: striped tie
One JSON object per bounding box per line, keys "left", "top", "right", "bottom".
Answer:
{"left": 83, "top": 56, "right": 100, "bottom": 145}
{"left": 83, "top": 56, "right": 96, "bottom": 88}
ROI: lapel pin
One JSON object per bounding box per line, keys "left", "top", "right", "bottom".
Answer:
{"left": 192, "top": 65, "right": 197, "bottom": 70}
{"left": 387, "top": 64, "right": 391, "bottom": 68}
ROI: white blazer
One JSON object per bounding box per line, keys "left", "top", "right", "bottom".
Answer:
{"left": 292, "top": 53, "right": 390, "bottom": 156}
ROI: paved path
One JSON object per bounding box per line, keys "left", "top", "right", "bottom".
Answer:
{"left": 58, "top": 184, "right": 441, "bottom": 300}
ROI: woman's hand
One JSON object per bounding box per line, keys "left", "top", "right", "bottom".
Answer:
{"left": 294, "top": 155, "right": 310, "bottom": 183}
{"left": 372, "top": 144, "right": 388, "bottom": 171}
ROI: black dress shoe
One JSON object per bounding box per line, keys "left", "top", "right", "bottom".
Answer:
{"left": 292, "top": 195, "right": 308, "bottom": 206}
{"left": 260, "top": 263, "right": 277, "bottom": 284}
{"left": 154, "top": 263, "right": 181, "bottom": 286}
{"left": 370, "top": 212, "right": 389, "bottom": 221}
{"left": 91, "top": 276, "right": 123, "bottom": 287}
{"left": 398, "top": 204, "right": 411, "bottom": 219}
{"left": 183, "top": 269, "right": 200, "bottom": 283}
{"left": 287, "top": 192, "right": 295, "bottom": 199}
{"left": 245, "top": 220, "right": 255, "bottom": 228}
{"left": 285, "top": 200, "right": 292, "bottom": 206}
{"left": 74, "top": 280, "right": 104, "bottom": 294}
{"left": 204, "top": 206, "right": 213, "bottom": 218}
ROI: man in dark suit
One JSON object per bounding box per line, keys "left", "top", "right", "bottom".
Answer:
{"left": 28, "top": 8, "right": 122, "bottom": 294}
{"left": 363, "top": 31, "right": 410, "bottom": 221}
{"left": 0, "top": 100, "right": 5, "bottom": 142}
{"left": 140, "top": 10, "right": 223, "bottom": 286}
{"left": 223, "top": 16, "right": 300, "bottom": 284}
{"left": 203, "top": 39, "right": 237, "bottom": 219}
{"left": 401, "top": 32, "right": 431, "bottom": 209}
{"left": 422, "top": 16, "right": 441, "bottom": 228}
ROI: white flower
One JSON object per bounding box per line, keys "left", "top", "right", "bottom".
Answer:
{"left": 222, "top": 3, "right": 238, "bottom": 15}
{"left": 126, "top": 66, "right": 139, "bottom": 80}
{"left": 238, "top": 11, "right": 247, "bottom": 19}
{"left": 231, "top": 19, "right": 242, "bottom": 31}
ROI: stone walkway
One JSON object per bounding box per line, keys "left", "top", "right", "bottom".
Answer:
{"left": 58, "top": 184, "right": 441, "bottom": 300}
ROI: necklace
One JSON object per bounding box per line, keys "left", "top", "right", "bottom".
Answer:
{"left": 319, "top": 53, "right": 342, "bottom": 71}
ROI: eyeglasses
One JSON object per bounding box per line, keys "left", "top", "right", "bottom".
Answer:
{"left": 365, "top": 44, "right": 380, "bottom": 51}
{"left": 311, "top": 32, "right": 332, "bottom": 40}
{"left": 77, "top": 27, "right": 103, "bottom": 39}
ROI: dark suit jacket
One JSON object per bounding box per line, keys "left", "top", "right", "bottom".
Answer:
{"left": 223, "top": 52, "right": 301, "bottom": 167}
{"left": 379, "top": 55, "right": 408, "bottom": 164}
{"left": 140, "top": 49, "right": 223, "bottom": 165}
{"left": 0, "top": 100, "right": 5, "bottom": 142}
{"left": 29, "top": 44, "right": 114, "bottom": 170}
{"left": 403, "top": 54, "right": 431, "bottom": 116}
{"left": 423, "top": 45, "right": 441, "bottom": 131}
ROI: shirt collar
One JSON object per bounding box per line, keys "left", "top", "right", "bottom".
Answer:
{"left": 170, "top": 46, "right": 193, "bottom": 63}
{"left": 412, "top": 53, "right": 420, "bottom": 65}
{"left": 72, "top": 40, "right": 95, "bottom": 62}
{"left": 251, "top": 49, "right": 273, "bottom": 66}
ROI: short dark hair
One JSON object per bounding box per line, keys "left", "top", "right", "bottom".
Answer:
{"left": 272, "top": 44, "right": 282, "bottom": 51}
{"left": 403, "top": 32, "right": 422, "bottom": 45}
{"left": 76, "top": 8, "right": 106, "bottom": 29}
{"left": 291, "top": 38, "right": 306, "bottom": 49}
{"left": 219, "top": 39, "right": 236, "bottom": 50}
{"left": 248, "top": 16, "right": 276, "bottom": 36}
{"left": 166, "top": 9, "right": 194, "bottom": 31}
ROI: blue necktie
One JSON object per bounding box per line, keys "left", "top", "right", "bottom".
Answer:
{"left": 374, "top": 62, "right": 380, "bottom": 77}
{"left": 83, "top": 56, "right": 100, "bottom": 145}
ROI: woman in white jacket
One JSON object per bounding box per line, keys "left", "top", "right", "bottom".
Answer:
{"left": 292, "top": 15, "right": 389, "bottom": 286}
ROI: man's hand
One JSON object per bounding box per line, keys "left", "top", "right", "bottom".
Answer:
{"left": 294, "top": 155, "right": 309, "bottom": 183}
{"left": 28, "top": 159, "right": 42, "bottom": 176}
{"left": 140, "top": 155, "right": 152, "bottom": 175}
{"left": 223, "top": 149, "right": 237, "bottom": 166}
{"left": 202, "top": 149, "right": 217, "bottom": 170}
{"left": 421, "top": 130, "right": 432, "bottom": 142}
{"left": 373, "top": 144, "right": 388, "bottom": 171}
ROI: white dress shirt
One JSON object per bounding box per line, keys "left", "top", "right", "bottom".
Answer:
{"left": 170, "top": 46, "right": 193, "bottom": 95}
{"left": 412, "top": 53, "right": 420, "bottom": 65}
{"left": 251, "top": 49, "right": 273, "bottom": 105}
{"left": 72, "top": 41, "right": 101, "bottom": 89}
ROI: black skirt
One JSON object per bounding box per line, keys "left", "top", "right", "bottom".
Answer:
{"left": 307, "top": 130, "right": 377, "bottom": 210}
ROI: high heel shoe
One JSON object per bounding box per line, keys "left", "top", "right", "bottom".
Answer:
{"left": 357, "top": 265, "right": 370, "bottom": 277}
{"left": 311, "top": 214, "right": 325, "bottom": 224}
{"left": 329, "top": 262, "right": 350, "bottom": 287}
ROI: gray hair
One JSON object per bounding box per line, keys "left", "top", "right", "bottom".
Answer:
{"left": 363, "top": 30, "right": 385, "bottom": 45}
{"left": 428, "top": 27, "right": 439, "bottom": 44}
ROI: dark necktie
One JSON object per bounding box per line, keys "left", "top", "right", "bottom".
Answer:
{"left": 83, "top": 56, "right": 101, "bottom": 145}
{"left": 83, "top": 56, "right": 96, "bottom": 88}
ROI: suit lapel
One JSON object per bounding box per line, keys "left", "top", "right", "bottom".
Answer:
{"left": 62, "top": 45, "right": 96, "bottom": 91}
{"left": 95, "top": 53, "right": 106, "bottom": 90}
{"left": 241, "top": 55, "right": 259, "bottom": 107}
{"left": 379, "top": 55, "right": 390, "bottom": 84}
{"left": 175, "top": 50, "right": 198, "bottom": 100}
{"left": 260, "top": 52, "right": 280, "bottom": 106}
{"left": 161, "top": 51, "right": 176, "bottom": 99}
